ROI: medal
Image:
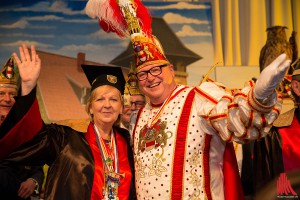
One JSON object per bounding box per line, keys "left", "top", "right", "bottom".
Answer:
{"left": 103, "top": 172, "right": 125, "bottom": 200}
{"left": 94, "top": 125, "right": 124, "bottom": 200}
{"left": 137, "top": 87, "right": 182, "bottom": 152}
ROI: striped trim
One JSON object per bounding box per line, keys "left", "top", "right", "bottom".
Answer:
{"left": 171, "top": 88, "right": 195, "bottom": 199}
{"left": 228, "top": 103, "right": 238, "bottom": 109}
{"left": 203, "top": 134, "right": 212, "bottom": 200}
{"left": 150, "top": 86, "right": 187, "bottom": 127}
{"left": 226, "top": 132, "right": 233, "bottom": 142}
{"left": 247, "top": 110, "right": 254, "bottom": 127}
{"left": 221, "top": 95, "right": 233, "bottom": 102}
{"left": 194, "top": 87, "right": 218, "bottom": 105}
{"left": 247, "top": 89, "right": 274, "bottom": 113}
{"left": 272, "top": 106, "right": 280, "bottom": 116}
{"left": 209, "top": 113, "right": 227, "bottom": 121}
{"left": 169, "top": 86, "right": 188, "bottom": 102}
{"left": 248, "top": 80, "right": 255, "bottom": 87}
{"left": 261, "top": 114, "right": 267, "bottom": 127}
{"left": 234, "top": 92, "right": 247, "bottom": 99}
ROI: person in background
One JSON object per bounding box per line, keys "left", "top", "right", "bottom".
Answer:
{"left": 85, "top": 0, "right": 291, "bottom": 199}
{"left": 0, "top": 57, "right": 18, "bottom": 126}
{"left": 0, "top": 44, "right": 136, "bottom": 200}
{"left": 241, "top": 59, "right": 300, "bottom": 199}
{"left": 0, "top": 56, "right": 44, "bottom": 200}
{"left": 120, "top": 64, "right": 145, "bottom": 131}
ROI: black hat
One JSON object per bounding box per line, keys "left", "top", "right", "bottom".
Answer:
{"left": 81, "top": 65, "right": 125, "bottom": 94}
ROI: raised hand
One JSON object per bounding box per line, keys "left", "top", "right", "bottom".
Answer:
{"left": 13, "top": 44, "right": 41, "bottom": 96}
{"left": 254, "top": 53, "right": 291, "bottom": 103}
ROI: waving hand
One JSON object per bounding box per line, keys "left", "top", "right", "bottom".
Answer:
{"left": 13, "top": 44, "right": 41, "bottom": 96}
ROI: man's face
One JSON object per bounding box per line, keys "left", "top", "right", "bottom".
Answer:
{"left": 0, "top": 86, "right": 17, "bottom": 124}
{"left": 130, "top": 95, "right": 145, "bottom": 111}
{"left": 291, "top": 79, "right": 300, "bottom": 98}
{"left": 137, "top": 64, "right": 176, "bottom": 104}
{"left": 121, "top": 105, "right": 131, "bottom": 126}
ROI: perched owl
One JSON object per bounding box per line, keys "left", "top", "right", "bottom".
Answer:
{"left": 289, "top": 31, "right": 298, "bottom": 67}
{"left": 259, "top": 26, "right": 293, "bottom": 72}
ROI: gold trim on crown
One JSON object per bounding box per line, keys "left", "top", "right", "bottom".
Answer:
{"left": 0, "top": 56, "right": 18, "bottom": 88}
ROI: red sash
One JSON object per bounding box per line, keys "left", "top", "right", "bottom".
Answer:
{"left": 223, "top": 143, "right": 244, "bottom": 200}
{"left": 0, "top": 99, "right": 43, "bottom": 159}
{"left": 84, "top": 123, "right": 132, "bottom": 200}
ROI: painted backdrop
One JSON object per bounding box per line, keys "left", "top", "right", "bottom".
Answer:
{"left": 0, "top": 0, "right": 213, "bottom": 86}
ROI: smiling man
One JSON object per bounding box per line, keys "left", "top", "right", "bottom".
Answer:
{"left": 0, "top": 56, "right": 44, "bottom": 200}
{"left": 0, "top": 57, "right": 17, "bottom": 126}
{"left": 85, "top": 0, "right": 291, "bottom": 199}
{"left": 130, "top": 38, "right": 290, "bottom": 200}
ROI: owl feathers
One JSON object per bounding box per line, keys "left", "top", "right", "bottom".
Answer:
{"left": 259, "top": 26, "right": 294, "bottom": 72}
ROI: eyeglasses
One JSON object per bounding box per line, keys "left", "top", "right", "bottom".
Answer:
{"left": 136, "top": 64, "right": 168, "bottom": 81}
{"left": 130, "top": 101, "right": 145, "bottom": 107}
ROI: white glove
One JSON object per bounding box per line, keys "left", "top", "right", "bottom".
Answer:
{"left": 254, "top": 53, "right": 291, "bottom": 100}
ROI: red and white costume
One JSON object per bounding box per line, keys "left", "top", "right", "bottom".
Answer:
{"left": 131, "top": 83, "right": 282, "bottom": 200}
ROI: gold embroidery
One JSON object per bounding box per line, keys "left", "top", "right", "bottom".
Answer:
{"left": 188, "top": 151, "right": 201, "bottom": 199}
{"left": 136, "top": 158, "right": 146, "bottom": 178}
{"left": 138, "top": 119, "right": 172, "bottom": 153}
{"left": 148, "top": 157, "right": 167, "bottom": 177}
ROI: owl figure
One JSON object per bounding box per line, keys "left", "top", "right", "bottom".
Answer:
{"left": 289, "top": 31, "right": 298, "bottom": 69}
{"left": 259, "top": 26, "right": 293, "bottom": 72}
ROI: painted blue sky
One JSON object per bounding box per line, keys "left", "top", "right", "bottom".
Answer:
{"left": 0, "top": 0, "right": 213, "bottom": 86}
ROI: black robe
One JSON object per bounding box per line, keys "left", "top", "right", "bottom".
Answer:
{"left": 0, "top": 88, "right": 136, "bottom": 200}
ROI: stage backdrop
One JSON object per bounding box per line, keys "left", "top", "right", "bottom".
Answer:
{"left": 0, "top": 0, "right": 213, "bottom": 86}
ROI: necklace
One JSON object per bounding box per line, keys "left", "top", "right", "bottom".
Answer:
{"left": 138, "top": 86, "right": 185, "bottom": 152}
{"left": 148, "top": 85, "right": 180, "bottom": 128}
{"left": 94, "top": 125, "right": 124, "bottom": 199}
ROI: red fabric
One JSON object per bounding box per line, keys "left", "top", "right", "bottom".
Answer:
{"left": 135, "top": 0, "right": 152, "bottom": 37}
{"left": 223, "top": 143, "right": 244, "bottom": 200}
{"left": 194, "top": 87, "right": 218, "bottom": 104}
{"left": 203, "top": 134, "right": 212, "bottom": 200}
{"left": 0, "top": 99, "right": 43, "bottom": 159}
{"left": 278, "top": 116, "right": 300, "bottom": 172}
{"left": 84, "top": 123, "right": 132, "bottom": 200}
{"left": 172, "top": 89, "right": 195, "bottom": 199}
{"left": 97, "top": 0, "right": 152, "bottom": 38}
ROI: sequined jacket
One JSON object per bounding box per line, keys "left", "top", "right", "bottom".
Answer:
{"left": 130, "top": 83, "right": 282, "bottom": 200}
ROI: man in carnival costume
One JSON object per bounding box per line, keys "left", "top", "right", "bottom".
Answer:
{"left": 85, "top": 0, "right": 291, "bottom": 199}
{"left": 0, "top": 56, "right": 44, "bottom": 199}
{"left": 121, "top": 64, "right": 145, "bottom": 131}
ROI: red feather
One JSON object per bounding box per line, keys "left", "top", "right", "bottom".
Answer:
{"left": 134, "top": 0, "right": 152, "bottom": 37}
{"left": 86, "top": 0, "right": 153, "bottom": 38}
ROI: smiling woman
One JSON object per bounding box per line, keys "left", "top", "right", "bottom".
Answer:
{"left": 0, "top": 44, "right": 136, "bottom": 200}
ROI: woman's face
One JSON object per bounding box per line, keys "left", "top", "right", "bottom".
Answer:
{"left": 89, "top": 85, "right": 122, "bottom": 127}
